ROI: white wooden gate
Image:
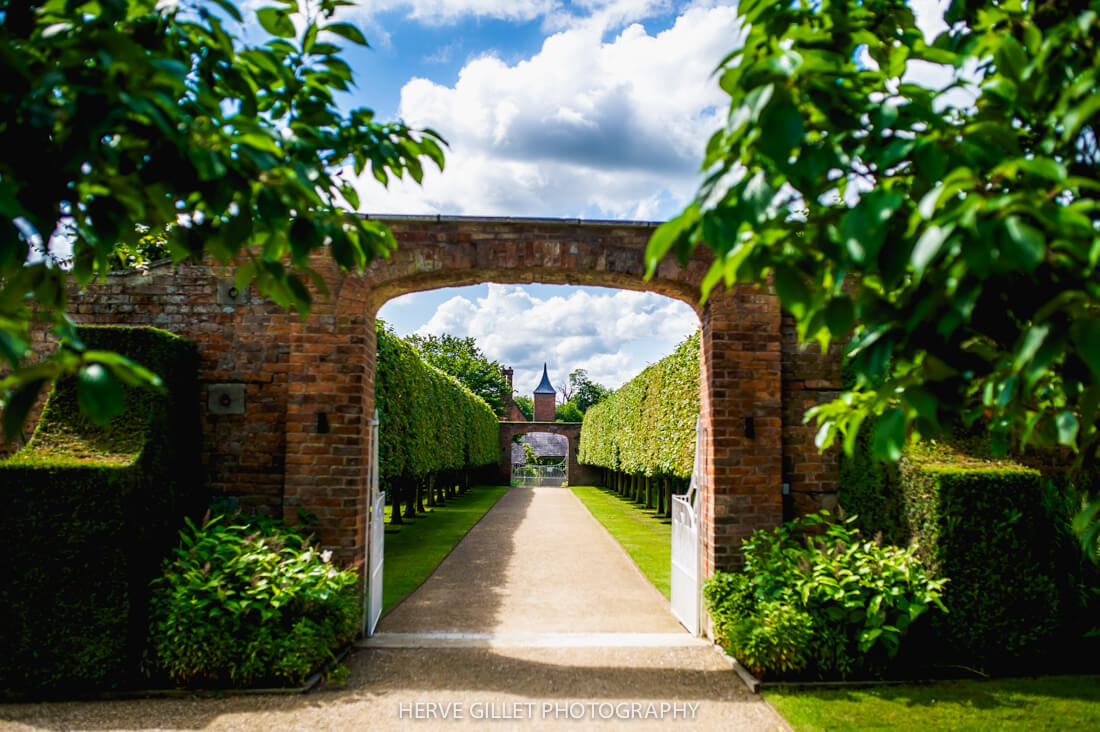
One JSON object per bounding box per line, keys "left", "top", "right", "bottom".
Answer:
{"left": 366, "top": 493, "right": 384, "bottom": 636}
{"left": 362, "top": 410, "right": 384, "bottom": 637}
{"left": 670, "top": 417, "right": 704, "bottom": 635}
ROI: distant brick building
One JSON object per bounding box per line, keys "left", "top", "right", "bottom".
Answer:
{"left": 533, "top": 364, "right": 557, "bottom": 421}
{"left": 500, "top": 367, "right": 527, "bottom": 422}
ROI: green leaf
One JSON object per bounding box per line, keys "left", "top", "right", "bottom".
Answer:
{"left": 774, "top": 265, "right": 809, "bottom": 319}
{"left": 824, "top": 297, "right": 854, "bottom": 338}
{"left": 1055, "top": 411, "right": 1079, "bottom": 448}
{"left": 758, "top": 97, "right": 804, "bottom": 162}
{"left": 646, "top": 204, "right": 699, "bottom": 274}
{"left": 323, "top": 22, "right": 368, "bottom": 47}
{"left": 1015, "top": 157, "right": 1067, "bottom": 182}
{"left": 257, "top": 8, "right": 295, "bottom": 38}
{"left": 872, "top": 408, "right": 907, "bottom": 462}
{"left": 1002, "top": 215, "right": 1045, "bottom": 271}
{"left": 2, "top": 377, "right": 47, "bottom": 443}
{"left": 77, "top": 363, "right": 125, "bottom": 426}
{"left": 913, "top": 142, "right": 945, "bottom": 182}
{"left": 1072, "top": 320, "right": 1100, "bottom": 381}
{"left": 911, "top": 223, "right": 954, "bottom": 278}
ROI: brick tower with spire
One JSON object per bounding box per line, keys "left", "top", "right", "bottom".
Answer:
{"left": 533, "top": 363, "right": 556, "bottom": 421}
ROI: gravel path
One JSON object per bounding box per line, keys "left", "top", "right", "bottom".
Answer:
{"left": 0, "top": 486, "right": 789, "bottom": 731}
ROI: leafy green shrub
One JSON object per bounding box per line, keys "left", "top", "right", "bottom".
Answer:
{"left": 900, "top": 445, "right": 1065, "bottom": 664}
{"left": 0, "top": 325, "right": 199, "bottom": 694}
{"left": 578, "top": 331, "right": 699, "bottom": 479}
{"left": 147, "top": 512, "right": 358, "bottom": 688}
{"left": 704, "top": 512, "right": 946, "bottom": 680}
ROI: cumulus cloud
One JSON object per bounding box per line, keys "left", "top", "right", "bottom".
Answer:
{"left": 411, "top": 284, "right": 698, "bottom": 392}
{"left": 352, "top": 4, "right": 742, "bottom": 220}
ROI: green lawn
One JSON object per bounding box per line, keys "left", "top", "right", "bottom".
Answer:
{"left": 765, "top": 676, "right": 1100, "bottom": 731}
{"left": 381, "top": 485, "right": 509, "bottom": 614}
{"left": 570, "top": 485, "right": 671, "bottom": 598}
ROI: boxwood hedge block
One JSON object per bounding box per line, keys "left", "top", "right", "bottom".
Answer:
{"left": 900, "top": 445, "right": 1063, "bottom": 665}
{"left": 578, "top": 331, "right": 699, "bottom": 479}
{"left": 0, "top": 325, "right": 200, "bottom": 695}
{"left": 375, "top": 324, "right": 498, "bottom": 480}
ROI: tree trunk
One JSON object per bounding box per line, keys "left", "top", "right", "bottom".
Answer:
{"left": 388, "top": 480, "right": 403, "bottom": 525}
{"left": 403, "top": 477, "right": 417, "bottom": 519}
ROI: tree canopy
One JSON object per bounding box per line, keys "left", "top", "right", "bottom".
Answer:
{"left": 0, "top": 0, "right": 444, "bottom": 439}
{"left": 563, "top": 368, "right": 613, "bottom": 415}
{"left": 650, "top": 0, "right": 1099, "bottom": 460}
{"left": 648, "top": 0, "right": 1099, "bottom": 551}
{"left": 406, "top": 333, "right": 510, "bottom": 417}
{"left": 513, "top": 395, "right": 534, "bottom": 421}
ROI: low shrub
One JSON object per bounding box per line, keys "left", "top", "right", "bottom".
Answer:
{"left": 146, "top": 512, "right": 358, "bottom": 688}
{"left": 704, "top": 511, "right": 946, "bottom": 680}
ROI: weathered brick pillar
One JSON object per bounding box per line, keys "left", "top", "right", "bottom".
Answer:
{"left": 283, "top": 269, "right": 374, "bottom": 567}
{"left": 698, "top": 284, "right": 784, "bottom": 575}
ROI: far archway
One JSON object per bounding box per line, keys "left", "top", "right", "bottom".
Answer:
{"left": 498, "top": 422, "right": 599, "bottom": 486}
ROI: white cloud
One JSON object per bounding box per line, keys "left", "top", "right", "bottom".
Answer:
{"left": 907, "top": 0, "right": 950, "bottom": 42}
{"left": 411, "top": 284, "right": 698, "bottom": 392}
{"left": 357, "top": 0, "right": 556, "bottom": 25}
{"left": 351, "top": 4, "right": 742, "bottom": 220}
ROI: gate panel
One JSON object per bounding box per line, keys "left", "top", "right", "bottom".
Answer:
{"left": 670, "top": 495, "right": 699, "bottom": 635}
{"left": 511, "top": 463, "right": 567, "bottom": 487}
{"left": 367, "top": 493, "right": 384, "bottom": 636}
{"left": 362, "top": 410, "right": 383, "bottom": 637}
{"left": 670, "top": 417, "right": 704, "bottom": 635}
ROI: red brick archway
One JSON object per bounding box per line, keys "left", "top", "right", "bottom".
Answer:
{"left": 282, "top": 215, "right": 840, "bottom": 577}
{"left": 30, "top": 215, "right": 841, "bottom": 579}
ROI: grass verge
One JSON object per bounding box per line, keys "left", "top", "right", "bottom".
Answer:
{"left": 764, "top": 676, "right": 1100, "bottom": 731}
{"left": 382, "top": 485, "right": 509, "bottom": 614}
{"left": 570, "top": 485, "right": 671, "bottom": 598}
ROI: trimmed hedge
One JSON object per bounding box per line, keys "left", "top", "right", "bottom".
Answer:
{"left": 375, "top": 324, "right": 498, "bottom": 481}
{"left": 899, "top": 444, "right": 1067, "bottom": 665}
{"left": 0, "top": 326, "right": 200, "bottom": 695}
{"left": 578, "top": 331, "right": 699, "bottom": 479}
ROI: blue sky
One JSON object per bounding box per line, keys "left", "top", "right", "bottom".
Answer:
{"left": 236, "top": 0, "right": 949, "bottom": 396}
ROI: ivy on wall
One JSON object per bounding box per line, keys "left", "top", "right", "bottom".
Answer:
{"left": 375, "top": 324, "right": 499, "bottom": 481}
{"left": 578, "top": 331, "right": 700, "bottom": 479}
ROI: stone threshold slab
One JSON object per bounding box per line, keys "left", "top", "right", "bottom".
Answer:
{"left": 357, "top": 632, "right": 710, "bottom": 649}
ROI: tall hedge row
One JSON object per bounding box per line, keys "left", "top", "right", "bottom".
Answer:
{"left": 375, "top": 324, "right": 498, "bottom": 481}
{"left": 578, "top": 331, "right": 699, "bottom": 479}
{"left": 0, "top": 326, "right": 200, "bottom": 695}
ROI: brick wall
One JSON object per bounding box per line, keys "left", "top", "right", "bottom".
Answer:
{"left": 4, "top": 215, "right": 842, "bottom": 572}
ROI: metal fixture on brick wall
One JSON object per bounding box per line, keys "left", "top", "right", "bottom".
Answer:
{"left": 208, "top": 384, "right": 246, "bottom": 415}
{"left": 317, "top": 412, "right": 330, "bottom": 434}
{"left": 216, "top": 279, "right": 250, "bottom": 306}
{"left": 744, "top": 416, "right": 755, "bottom": 439}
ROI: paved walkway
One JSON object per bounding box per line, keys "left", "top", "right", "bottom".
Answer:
{"left": 0, "top": 487, "right": 788, "bottom": 731}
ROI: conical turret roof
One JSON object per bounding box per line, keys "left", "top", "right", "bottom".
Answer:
{"left": 533, "top": 363, "right": 556, "bottom": 395}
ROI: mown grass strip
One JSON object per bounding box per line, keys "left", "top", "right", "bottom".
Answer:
{"left": 764, "top": 675, "right": 1100, "bottom": 731}
{"left": 570, "top": 485, "right": 671, "bottom": 599}
{"left": 382, "top": 485, "right": 509, "bottom": 614}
